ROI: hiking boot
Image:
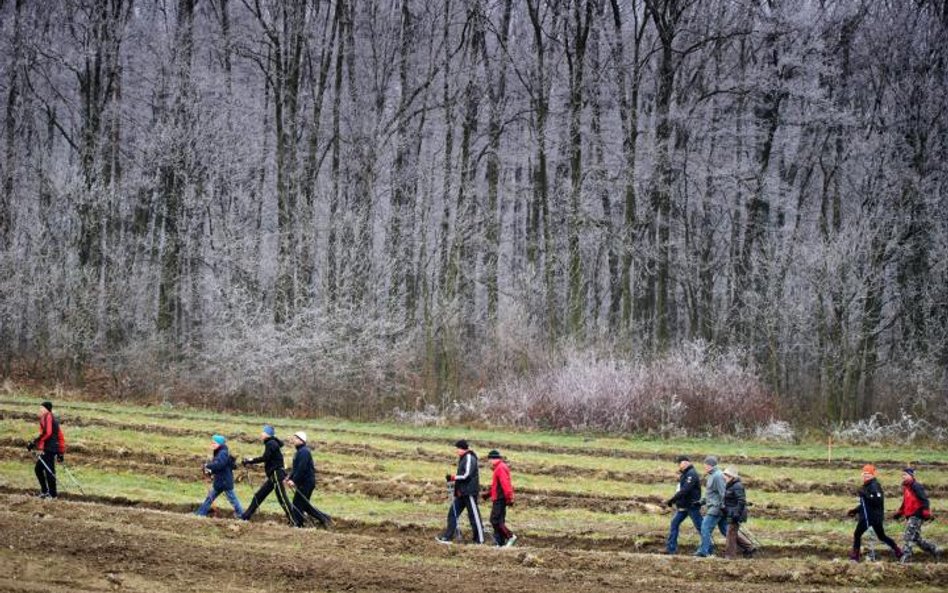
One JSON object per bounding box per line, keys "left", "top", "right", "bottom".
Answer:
{"left": 742, "top": 548, "right": 757, "bottom": 559}
{"left": 848, "top": 550, "right": 860, "bottom": 563}
{"left": 37, "top": 493, "right": 50, "bottom": 499}
{"left": 894, "top": 546, "right": 904, "bottom": 562}
{"left": 435, "top": 536, "right": 453, "bottom": 545}
{"left": 504, "top": 535, "right": 518, "bottom": 548}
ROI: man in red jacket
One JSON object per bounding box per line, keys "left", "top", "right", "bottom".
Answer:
{"left": 26, "top": 401, "right": 66, "bottom": 498}
{"left": 893, "top": 468, "right": 940, "bottom": 563}
{"left": 482, "top": 449, "right": 517, "bottom": 547}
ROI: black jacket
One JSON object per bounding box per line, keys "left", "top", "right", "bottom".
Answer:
{"left": 853, "top": 478, "right": 886, "bottom": 524}
{"left": 669, "top": 464, "right": 702, "bottom": 510}
{"left": 246, "top": 437, "right": 285, "bottom": 479}
{"left": 454, "top": 450, "right": 479, "bottom": 498}
{"left": 724, "top": 478, "right": 748, "bottom": 524}
{"left": 289, "top": 444, "right": 316, "bottom": 491}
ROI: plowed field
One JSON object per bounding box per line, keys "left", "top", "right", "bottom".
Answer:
{"left": 0, "top": 394, "right": 945, "bottom": 592}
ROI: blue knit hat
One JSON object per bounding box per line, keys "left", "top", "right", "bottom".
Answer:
{"left": 263, "top": 425, "right": 275, "bottom": 437}
{"left": 211, "top": 434, "right": 226, "bottom": 446}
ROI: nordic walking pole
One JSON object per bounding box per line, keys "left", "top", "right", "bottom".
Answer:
{"left": 33, "top": 452, "right": 56, "bottom": 484}
{"left": 861, "top": 500, "right": 877, "bottom": 561}
{"left": 739, "top": 526, "right": 763, "bottom": 551}
{"left": 288, "top": 481, "right": 333, "bottom": 528}
{"left": 448, "top": 480, "right": 462, "bottom": 542}
{"left": 272, "top": 471, "right": 299, "bottom": 526}
{"left": 59, "top": 461, "right": 86, "bottom": 496}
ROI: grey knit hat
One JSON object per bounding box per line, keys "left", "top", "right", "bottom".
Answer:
{"left": 704, "top": 455, "right": 718, "bottom": 467}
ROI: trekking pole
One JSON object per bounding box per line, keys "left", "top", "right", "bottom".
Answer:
{"left": 738, "top": 526, "right": 763, "bottom": 551}
{"left": 270, "top": 471, "right": 296, "bottom": 526}
{"left": 32, "top": 452, "right": 56, "bottom": 483}
{"left": 860, "top": 498, "right": 877, "bottom": 561}
{"left": 448, "top": 480, "right": 462, "bottom": 542}
{"left": 291, "top": 483, "right": 333, "bottom": 528}
{"left": 59, "top": 461, "right": 86, "bottom": 496}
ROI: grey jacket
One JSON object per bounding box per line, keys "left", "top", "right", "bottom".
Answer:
{"left": 705, "top": 468, "right": 726, "bottom": 516}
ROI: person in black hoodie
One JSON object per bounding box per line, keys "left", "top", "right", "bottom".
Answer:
{"left": 284, "top": 431, "right": 332, "bottom": 528}
{"left": 722, "top": 467, "right": 755, "bottom": 559}
{"left": 847, "top": 464, "right": 902, "bottom": 561}
{"left": 240, "top": 425, "right": 294, "bottom": 523}
{"left": 665, "top": 456, "right": 702, "bottom": 554}
{"left": 436, "top": 440, "right": 485, "bottom": 544}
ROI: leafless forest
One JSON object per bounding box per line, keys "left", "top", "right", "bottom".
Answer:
{"left": 1, "top": 0, "right": 946, "bottom": 431}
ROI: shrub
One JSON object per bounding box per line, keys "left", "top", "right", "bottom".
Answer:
{"left": 476, "top": 342, "right": 778, "bottom": 436}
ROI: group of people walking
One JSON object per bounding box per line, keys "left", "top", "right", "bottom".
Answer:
{"left": 665, "top": 456, "right": 754, "bottom": 559}
{"left": 195, "top": 426, "right": 332, "bottom": 529}
{"left": 664, "top": 456, "right": 940, "bottom": 562}
{"left": 24, "top": 402, "right": 940, "bottom": 561}
{"left": 435, "top": 440, "right": 518, "bottom": 547}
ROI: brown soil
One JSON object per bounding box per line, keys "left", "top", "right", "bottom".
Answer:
{"left": 0, "top": 493, "right": 944, "bottom": 593}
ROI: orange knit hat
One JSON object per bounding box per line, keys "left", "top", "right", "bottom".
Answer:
{"left": 862, "top": 464, "right": 877, "bottom": 476}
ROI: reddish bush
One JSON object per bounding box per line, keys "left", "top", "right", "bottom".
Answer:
{"left": 477, "top": 342, "right": 779, "bottom": 436}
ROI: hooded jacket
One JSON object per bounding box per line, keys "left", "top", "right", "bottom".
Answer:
{"left": 246, "top": 436, "right": 285, "bottom": 479}
{"left": 289, "top": 444, "right": 316, "bottom": 491}
{"left": 723, "top": 478, "right": 748, "bottom": 523}
{"left": 852, "top": 478, "right": 886, "bottom": 524}
{"left": 453, "top": 450, "right": 480, "bottom": 498}
{"left": 205, "top": 444, "right": 236, "bottom": 491}
{"left": 669, "top": 463, "right": 702, "bottom": 510}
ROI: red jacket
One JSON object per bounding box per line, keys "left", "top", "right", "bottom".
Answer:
{"left": 36, "top": 410, "right": 66, "bottom": 454}
{"left": 489, "top": 460, "right": 514, "bottom": 503}
{"left": 896, "top": 479, "right": 931, "bottom": 519}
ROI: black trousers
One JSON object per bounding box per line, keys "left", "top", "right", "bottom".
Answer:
{"left": 34, "top": 451, "right": 57, "bottom": 497}
{"left": 490, "top": 499, "right": 513, "bottom": 546}
{"left": 242, "top": 471, "right": 293, "bottom": 523}
{"left": 443, "top": 495, "right": 485, "bottom": 544}
{"left": 290, "top": 483, "right": 332, "bottom": 528}
{"left": 854, "top": 518, "right": 900, "bottom": 553}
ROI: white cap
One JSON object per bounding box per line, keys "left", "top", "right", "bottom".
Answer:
{"left": 293, "top": 431, "right": 308, "bottom": 444}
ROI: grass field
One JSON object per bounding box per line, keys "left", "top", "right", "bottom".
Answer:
{"left": 0, "top": 390, "right": 946, "bottom": 593}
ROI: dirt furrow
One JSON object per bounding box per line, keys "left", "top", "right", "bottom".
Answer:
{"left": 4, "top": 403, "right": 944, "bottom": 471}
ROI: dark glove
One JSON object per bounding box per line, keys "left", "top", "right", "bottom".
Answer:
{"left": 445, "top": 474, "right": 453, "bottom": 483}
{"left": 891, "top": 512, "right": 902, "bottom": 521}
{"left": 56, "top": 453, "right": 64, "bottom": 463}
{"left": 481, "top": 491, "right": 490, "bottom": 501}
{"left": 508, "top": 500, "right": 515, "bottom": 507}
{"left": 26, "top": 441, "right": 35, "bottom": 452}
{"left": 847, "top": 508, "right": 858, "bottom": 518}
{"left": 665, "top": 498, "right": 675, "bottom": 508}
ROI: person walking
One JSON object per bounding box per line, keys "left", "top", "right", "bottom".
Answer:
{"left": 892, "top": 468, "right": 940, "bottom": 563}
{"left": 722, "top": 467, "right": 756, "bottom": 559}
{"left": 482, "top": 450, "right": 517, "bottom": 547}
{"left": 846, "top": 464, "right": 902, "bottom": 562}
{"left": 27, "top": 401, "right": 65, "bottom": 499}
{"left": 240, "top": 425, "right": 294, "bottom": 523}
{"left": 665, "top": 455, "right": 702, "bottom": 554}
{"left": 695, "top": 456, "right": 727, "bottom": 557}
{"left": 284, "top": 431, "right": 332, "bottom": 528}
{"left": 436, "top": 440, "right": 485, "bottom": 544}
{"left": 195, "top": 435, "right": 245, "bottom": 518}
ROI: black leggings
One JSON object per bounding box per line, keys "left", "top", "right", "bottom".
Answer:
{"left": 242, "top": 472, "right": 293, "bottom": 523}
{"left": 853, "top": 518, "right": 899, "bottom": 552}
{"left": 34, "top": 451, "right": 57, "bottom": 497}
